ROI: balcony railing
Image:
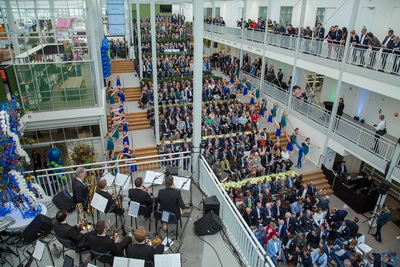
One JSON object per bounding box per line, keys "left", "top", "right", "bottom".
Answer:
{"left": 199, "top": 156, "right": 269, "bottom": 267}
{"left": 239, "top": 69, "right": 396, "bottom": 164}
{"left": 205, "top": 24, "right": 400, "bottom": 75}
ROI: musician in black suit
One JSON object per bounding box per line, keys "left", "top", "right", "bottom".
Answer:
{"left": 128, "top": 177, "right": 153, "bottom": 216}
{"left": 126, "top": 226, "right": 164, "bottom": 262}
{"left": 72, "top": 167, "right": 89, "bottom": 207}
{"left": 86, "top": 220, "right": 131, "bottom": 256}
{"left": 96, "top": 179, "right": 123, "bottom": 215}
{"left": 53, "top": 209, "right": 96, "bottom": 246}
{"left": 157, "top": 175, "right": 186, "bottom": 220}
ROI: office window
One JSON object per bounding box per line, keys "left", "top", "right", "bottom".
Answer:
{"left": 315, "top": 8, "right": 326, "bottom": 26}
{"left": 204, "top": 8, "right": 212, "bottom": 18}
{"left": 259, "top": 6, "right": 268, "bottom": 20}
{"left": 279, "top": 6, "right": 293, "bottom": 24}
{"left": 215, "top": 7, "right": 221, "bottom": 18}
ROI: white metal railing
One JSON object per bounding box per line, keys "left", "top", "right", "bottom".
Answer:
{"left": 332, "top": 116, "right": 396, "bottom": 161}
{"left": 204, "top": 25, "right": 400, "bottom": 75}
{"left": 28, "top": 152, "right": 192, "bottom": 197}
{"left": 347, "top": 46, "right": 400, "bottom": 74}
{"left": 291, "top": 96, "right": 331, "bottom": 127}
{"left": 198, "top": 156, "right": 269, "bottom": 267}
{"left": 262, "top": 81, "right": 290, "bottom": 106}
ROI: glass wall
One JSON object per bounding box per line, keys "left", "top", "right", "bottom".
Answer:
{"left": 0, "top": 0, "right": 98, "bottom": 112}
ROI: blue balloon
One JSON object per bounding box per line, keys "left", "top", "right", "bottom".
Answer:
{"left": 48, "top": 148, "right": 62, "bottom": 161}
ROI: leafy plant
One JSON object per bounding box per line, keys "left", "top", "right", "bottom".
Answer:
{"left": 70, "top": 143, "right": 97, "bottom": 166}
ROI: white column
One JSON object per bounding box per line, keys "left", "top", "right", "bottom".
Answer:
{"left": 192, "top": 0, "right": 204, "bottom": 183}
{"left": 125, "top": 0, "right": 132, "bottom": 46}
{"left": 150, "top": 1, "right": 159, "bottom": 142}
{"left": 5, "top": 0, "right": 20, "bottom": 55}
{"left": 259, "top": 0, "right": 272, "bottom": 92}
{"left": 288, "top": 0, "right": 307, "bottom": 110}
{"left": 321, "top": 0, "right": 361, "bottom": 158}
{"left": 136, "top": 2, "right": 144, "bottom": 78}
{"left": 239, "top": 0, "right": 247, "bottom": 67}
{"left": 210, "top": 0, "right": 215, "bottom": 55}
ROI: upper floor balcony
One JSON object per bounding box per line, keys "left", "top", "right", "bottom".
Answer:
{"left": 204, "top": 24, "right": 400, "bottom": 100}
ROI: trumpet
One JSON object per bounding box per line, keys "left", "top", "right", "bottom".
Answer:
{"left": 76, "top": 203, "right": 93, "bottom": 230}
{"left": 109, "top": 219, "right": 118, "bottom": 241}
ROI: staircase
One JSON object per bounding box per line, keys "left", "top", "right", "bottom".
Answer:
{"left": 300, "top": 169, "right": 333, "bottom": 194}
{"left": 124, "top": 87, "right": 142, "bottom": 102}
{"left": 111, "top": 60, "right": 135, "bottom": 73}
{"left": 116, "top": 145, "right": 161, "bottom": 172}
{"left": 107, "top": 111, "right": 151, "bottom": 131}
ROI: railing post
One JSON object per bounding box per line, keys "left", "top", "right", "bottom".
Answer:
{"left": 356, "top": 127, "right": 362, "bottom": 144}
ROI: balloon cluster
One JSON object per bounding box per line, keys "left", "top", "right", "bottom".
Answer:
{"left": 101, "top": 38, "right": 112, "bottom": 78}
{"left": 47, "top": 148, "right": 67, "bottom": 186}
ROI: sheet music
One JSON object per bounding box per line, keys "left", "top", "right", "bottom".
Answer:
{"left": 155, "top": 253, "right": 181, "bottom": 267}
{"left": 172, "top": 176, "right": 191, "bottom": 191}
{"left": 128, "top": 201, "right": 140, "bottom": 217}
{"left": 32, "top": 240, "right": 45, "bottom": 261}
{"left": 115, "top": 173, "right": 129, "bottom": 187}
{"left": 161, "top": 237, "right": 174, "bottom": 251}
{"left": 102, "top": 172, "right": 115, "bottom": 186}
{"left": 144, "top": 171, "right": 164, "bottom": 185}
{"left": 129, "top": 258, "right": 145, "bottom": 267}
{"left": 113, "top": 257, "right": 129, "bottom": 267}
{"left": 90, "top": 193, "right": 108, "bottom": 213}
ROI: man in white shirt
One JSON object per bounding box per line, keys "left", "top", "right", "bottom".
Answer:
{"left": 281, "top": 147, "right": 293, "bottom": 170}
{"left": 373, "top": 114, "right": 386, "bottom": 153}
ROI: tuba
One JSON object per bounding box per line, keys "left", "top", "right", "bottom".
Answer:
{"left": 87, "top": 174, "right": 97, "bottom": 216}
{"left": 76, "top": 203, "right": 93, "bottom": 230}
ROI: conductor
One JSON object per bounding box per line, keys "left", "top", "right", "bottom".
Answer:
{"left": 157, "top": 175, "right": 186, "bottom": 220}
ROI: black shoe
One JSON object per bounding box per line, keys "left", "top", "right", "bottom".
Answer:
{"left": 371, "top": 233, "right": 377, "bottom": 237}
{"left": 375, "top": 238, "right": 382, "bottom": 243}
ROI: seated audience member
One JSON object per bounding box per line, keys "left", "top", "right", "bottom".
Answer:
{"left": 311, "top": 247, "right": 327, "bottom": 267}
{"left": 265, "top": 235, "right": 285, "bottom": 265}
{"left": 53, "top": 209, "right": 96, "bottom": 246}
{"left": 126, "top": 226, "right": 164, "bottom": 262}
{"left": 86, "top": 220, "right": 131, "bottom": 257}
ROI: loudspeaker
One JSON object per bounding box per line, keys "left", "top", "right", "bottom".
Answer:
{"left": 194, "top": 211, "right": 223, "bottom": 236}
{"left": 377, "top": 180, "right": 391, "bottom": 195}
{"left": 52, "top": 189, "right": 75, "bottom": 212}
{"left": 166, "top": 166, "right": 178, "bottom": 175}
{"left": 203, "top": 195, "right": 220, "bottom": 215}
{"left": 22, "top": 214, "right": 53, "bottom": 243}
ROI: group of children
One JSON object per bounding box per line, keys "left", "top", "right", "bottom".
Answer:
{"left": 106, "top": 75, "right": 137, "bottom": 174}
{"left": 238, "top": 76, "right": 319, "bottom": 169}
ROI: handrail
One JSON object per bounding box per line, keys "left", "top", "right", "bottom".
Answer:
{"left": 199, "top": 155, "right": 269, "bottom": 266}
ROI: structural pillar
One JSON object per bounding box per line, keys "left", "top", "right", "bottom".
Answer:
{"left": 5, "top": 0, "right": 20, "bottom": 55}
{"left": 192, "top": 0, "right": 204, "bottom": 183}
{"left": 150, "top": 1, "right": 159, "bottom": 142}
{"left": 136, "top": 2, "right": 144, "bottom": 78}
{"left": 239, "top": 0, "right": 247, "bottom": 67}
{"left": 259, "top": 0, "right": 272, "bottom": 93}
{"left": 210, "top": 0, "right": 215, "bottom": 56}
{"left": 321, "top": 0, "right": 361, "bottom": 160}
{"left": 288, "top": 0, "right": 307, "bottom": 110}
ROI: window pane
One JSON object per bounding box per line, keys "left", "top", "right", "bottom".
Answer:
{"left": 64, "top": 127, "right": 78, "bottom": 139}
{"left": 215, "top": 7, "right": 220, "bottom": 18}
{"left": 280, "top": 6, "right": 293, "bottom": 25}
{"left": 316, "top": 8, "right": 325, "bottom": 26}
{"left": 259, "top": 6, "right": 268, "bottom": 20}
{"left": 90, "top": 125, "right": 101, "bottom": 137}
{"left": 204, "top": 8, "right": 212, "bottom": 18}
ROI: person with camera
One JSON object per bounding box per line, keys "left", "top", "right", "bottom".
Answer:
{"left": 371, "top": 205, "right": 392, "bottom": 243}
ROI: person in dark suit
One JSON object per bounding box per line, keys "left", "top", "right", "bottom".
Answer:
{"left": 372, "top": 205, "right": 392, "bottom": 242}
{"left": 367, "top": 32, "right": 382, "bottom": 67}
{"left": 284, "top": 212, "right": 295, "bottom": 234}
{"left": 126, "top": 226, "right": 163, "bottom": 262}
{"left": 276, "top": 219, "right": 287, "bottom": 239}
{"left": 337, "top": 221, "right": 351, "bottom": 241}
{"left": 252, "top": 202, "right": 264, "bottom": 227}
{"left": 357, "top": 28, "right": 369, "bottom": 65}
{"left": 72, "top": 167, "right": 89, "bottom": 207}
{"left": 128, "top": 177, "right": 153, "bottom": 216}
{"left": 314, "top": 23, "right": 325, "bottom": 54}
{"left": 243, "top": 208, "right": 255, "bottom": 229}
{"left": 391, "top": 36, "right": 400, "bottom": 73}
{"left": 86, "top": 220, "right": 131, "bottom": 256}
{"left": 380, "top": 30, "right": 395, "bottom": 70}
{"left": 350, "top": 30, "right": 360, "bottom": 62}
{"left": 344, "top": 217, "right": 360, "bottom": 238}
{"left": 334, "top": 208, "right": 348, "bottom": 222}
{"left": 335, "top": 161, "right": 347, "bottom": 177}
{"left": 53, "top": 209, "right": 96, "bottom": 246}
{"left": 157, "top": 175, "right": 186, "bottom": 220}
{"left": 323, "top": 240, "right": 336, "bottom": 266}
{"left": 96, "top": 179, "right": 123, "bottom": 215}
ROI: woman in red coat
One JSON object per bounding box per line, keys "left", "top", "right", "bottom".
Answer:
{"left": 265, "top": 221, "right": 277, "bottom": 244}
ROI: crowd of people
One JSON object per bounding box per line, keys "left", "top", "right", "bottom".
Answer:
{"left": 135, "top": 14, "right": 186, "bottom": 25}
{"left": 109, "top": 39, "right": 129, "bottom": 59}
{"left": 226, "top": 172, "right": 397, "bottom": 267}
{"left": 139, "top": 41, "right": 193, "bottom": 54}
{"left": 141, "top": 53, "right": 194, "bottom": 78}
